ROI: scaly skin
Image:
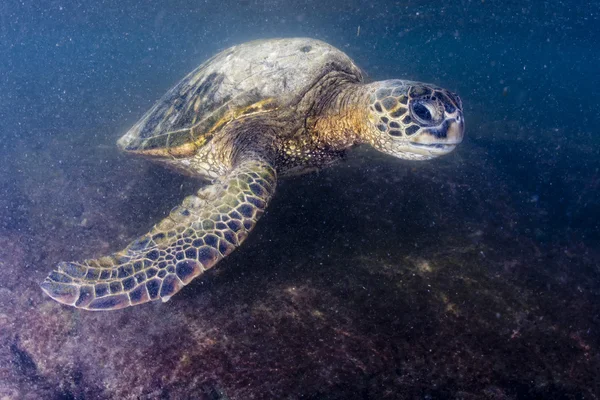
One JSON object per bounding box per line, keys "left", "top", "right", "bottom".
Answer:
{"left": 40, "top": 80, "right": 463, "bottom": 311}
{"left": 41, "top": 157, "right": 276, "bottom": 310}
{"left": 40, "top": 79, "right": 463, "bottom": 311}
{"left": 309, "top": 80, "right": 464, "bottom": 161}
{"left": 40, "top": 40, "right": 464, "bottom": 311}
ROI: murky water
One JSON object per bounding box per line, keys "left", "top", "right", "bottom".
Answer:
{"left": 1, "top": 1, "right": 599, "bottom": 398}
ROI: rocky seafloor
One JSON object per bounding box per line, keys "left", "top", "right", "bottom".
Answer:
{"left": 0, "top": 120, "right": 599, "bottom": 399}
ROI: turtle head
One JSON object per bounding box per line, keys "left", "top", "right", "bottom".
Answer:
{"left": 364, "top": 80, "right": 464, "bottom": 160}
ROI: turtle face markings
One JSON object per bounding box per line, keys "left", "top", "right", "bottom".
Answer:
{"left": 367, "top": 80, "right": 464, "bottom": 160}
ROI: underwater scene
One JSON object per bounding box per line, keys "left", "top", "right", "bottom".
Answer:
{"left": 1, "top": 0, "right": 599, "bottom": 398}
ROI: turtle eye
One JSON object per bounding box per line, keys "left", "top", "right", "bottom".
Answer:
{"left": 410, "top": 99, "right": 443, "bottom": 126}
{"left": 412, "top": 102, "right": 432, "bottom": 122}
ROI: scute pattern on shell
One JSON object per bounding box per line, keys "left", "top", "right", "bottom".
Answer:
{"left": 141, "top": 72, "right": 226, "bottom": 140}
{"left": 119, "top": 38, "right": 364, "bottom": 152}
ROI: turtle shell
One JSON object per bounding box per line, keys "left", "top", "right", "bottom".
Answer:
{"left": 118, "top": 38, "right": 363, "bottom": 156}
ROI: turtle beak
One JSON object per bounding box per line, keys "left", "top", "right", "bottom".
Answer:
{"left": 445, "top": 114, "right": 465, "bottom": 143}
{"left": 409, "top": 113, "right": 464, "bottom": 156}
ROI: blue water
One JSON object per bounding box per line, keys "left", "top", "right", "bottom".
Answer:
{"left": 1, "top": 1, "right": 599, "bottom": 398}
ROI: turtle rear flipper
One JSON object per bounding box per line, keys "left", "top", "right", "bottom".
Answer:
{"left": 41, "top": 158, "right": 276, "bottom": 311}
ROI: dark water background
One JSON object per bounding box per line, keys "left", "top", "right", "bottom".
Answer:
{"left": 1, "top": 1, "right": 599, "bottom": 399}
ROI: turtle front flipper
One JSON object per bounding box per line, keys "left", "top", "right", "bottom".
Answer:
{"left": 41, "top": 157, "right": 277, "bottom": 310}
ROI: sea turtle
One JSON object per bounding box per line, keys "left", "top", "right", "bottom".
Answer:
{"left": 41, "top": 38, "right": 464, "bottom": 310}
